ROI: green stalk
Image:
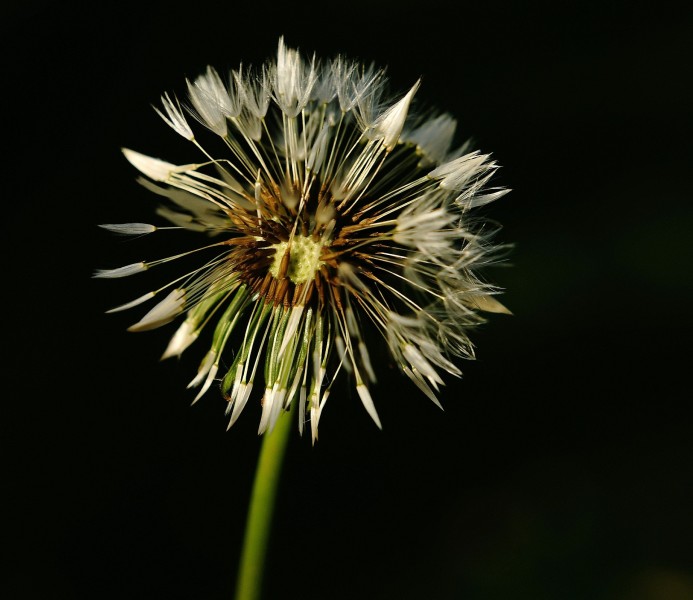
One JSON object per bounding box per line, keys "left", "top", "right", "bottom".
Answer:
{"left": 234, "top": 405, "right": 294, "bottom": 600}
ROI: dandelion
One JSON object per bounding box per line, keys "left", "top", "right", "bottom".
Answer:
{"left": 97, "top": 37, "right": 510, "bottom": 444}
{"left": 97, "top": 38, "right": 512, "bottom": 600}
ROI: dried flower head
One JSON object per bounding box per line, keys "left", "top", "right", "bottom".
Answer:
{"left": 96, "top": 37, "right": 510, "bottom": 442}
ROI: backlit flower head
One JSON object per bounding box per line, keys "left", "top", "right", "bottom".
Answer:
{"left": 96, "top": 37, "right": 511, "bottom": 442}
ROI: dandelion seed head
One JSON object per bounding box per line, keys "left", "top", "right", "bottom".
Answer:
{"left": 97, "top": 37, "right": 511, "bottom": 442}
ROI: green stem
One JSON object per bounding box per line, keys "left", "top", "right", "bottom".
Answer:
{"left": 234, "top": 407, "right": 294, "bottom": 600}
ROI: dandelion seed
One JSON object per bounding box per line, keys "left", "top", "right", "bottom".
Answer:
{"left": 98, "top": 37, "right": 510, "bottom": 442}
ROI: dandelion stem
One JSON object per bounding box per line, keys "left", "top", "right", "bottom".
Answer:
{"left": 234, "top": 405, "right": 294, "bottom": 600}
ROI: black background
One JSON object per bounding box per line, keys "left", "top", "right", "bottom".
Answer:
{"left": 3, "top": 1, "right": 692, "bottom": 599}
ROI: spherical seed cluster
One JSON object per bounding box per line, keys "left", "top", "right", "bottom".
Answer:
{"left": 96, "top": 37, "right": 510, "bottom": 442}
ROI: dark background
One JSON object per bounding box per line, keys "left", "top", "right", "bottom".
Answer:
{"left": 3, "top": 1, "right": 692, "bottom": 598}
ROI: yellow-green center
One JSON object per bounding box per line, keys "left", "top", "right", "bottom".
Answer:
{"left": 269, "top": 235, "right": 324, "bottom": 284}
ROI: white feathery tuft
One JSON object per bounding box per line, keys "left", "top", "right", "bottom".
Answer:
{"left": 93, "top": 262, "right": 147, "bottom": 278}
{"left": 404, "top": 113, "right": 457, "bottom": 165}
{"left": 372, "top": 80, "right": 420, "bottom": 150}
{"left": 122, "top": 149, "right": 176, "bottom": 182}
{"left": 105, "top": 292, "right": 156, "bottom": 314}
{"left": 187, "top": 67, "right": 230, "bottom": 136}
{"left": 356, "top": 384, "right": 382, "bottom": 429}
{"left": 153, "top": 92, "right": 194, "bottom": 140}
{"left": 161, "top": 320, "right": 199, "bottom": 359}
{"left": 98, "top": 223, "right": 157, "bottom": 235}
{"left": 128, "top": 289, "right": 185, "bottom": 332}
